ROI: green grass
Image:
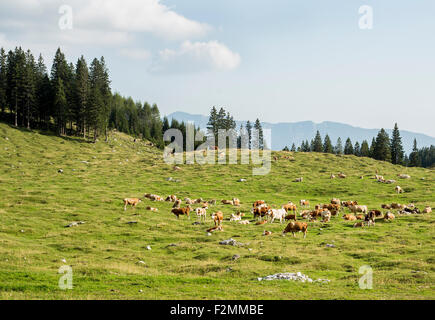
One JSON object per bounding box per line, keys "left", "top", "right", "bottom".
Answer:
{"left": 0, "top": 122, "right": 434, "bottom": 300}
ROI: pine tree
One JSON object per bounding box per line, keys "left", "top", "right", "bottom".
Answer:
{"left": 335, "top": 138, "right": 343, "bottom": 154}
{"left": 0, "top": 48, "right": 7, "bottom": 116}
{"left": 323, "top": 134, "right": 333, "bottom": 153}
{"left": 312, "top": 131, "right": 323, "bottom": 152}
{"left": 344, "top": 138, "right": 354, "bottom": 155}
{"left": 74, "top": 56, "right": 89, "bottom": 137}
{"left": 246, "top": 121, "right": 252, "bottom": 149}
{"left": 390, "top": 123, "right": 404, "bottom": 165}
{"left": 408, "top": 139, "right": 421, "bottom": 167}
{"left": 53, "top": 78, "right": 67, "bottom": 134}
{"left": 369, "top": 137, "right": 376, "bottom": 158}
{"left": 373, "top": 129, "right": 391, "bottom": 162}
{"left": 282, "top": 146, "right": 289, "bottom": 152}
{"left": 360, "top": 140, "right": 370, "bottom": 157}
{"left": 291, "top": 143, "right": 296, "bottom": 152}
{"left": 22, "top": 50, "right": 36, "bottom": 129}
{"left": 354, "top": 142, "right": 360, "bottom": 156}
{"left": 253, "top": 118, "right": 263, "bottom": 150}
{"left": 207, "top": 106, "right": 218, "bottom": 144}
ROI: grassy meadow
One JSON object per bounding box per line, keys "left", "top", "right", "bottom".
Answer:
{"left": 0, "top": 122, "right": 434, "bottom": 300}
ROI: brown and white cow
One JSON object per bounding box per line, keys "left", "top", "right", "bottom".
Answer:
{"left": 283, "top": 221, "right": 308, "bottom": 238}
{"left": 123, "top": 198, "right": 141, "bottom": 211}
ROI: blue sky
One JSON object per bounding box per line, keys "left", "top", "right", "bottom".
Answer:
{"left": 0, "top": 0, "right": 434, "bottom": 137}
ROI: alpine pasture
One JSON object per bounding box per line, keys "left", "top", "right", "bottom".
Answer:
{"left": 0, "top": 123, "right": 434, "bottom": 300}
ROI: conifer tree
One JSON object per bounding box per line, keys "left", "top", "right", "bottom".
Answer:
{"left": 390, "top": 123, "right": 404, "bottom": 165}
{"left": 323, "top": 134, "right": 333, "bottom": 153}
{"left": 373, "top": 129, "right": 391, "bottom": 162}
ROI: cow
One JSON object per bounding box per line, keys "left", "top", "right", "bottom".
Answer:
{"left": 381, "top": 204, "right": 391, "bottom": 210}
{"left": 269, "top": 209, "right": 287, "bottom": 223}
{"left": 172, "top": 206, "right": 192, "bottom": 219}
{"left": 263, "top": 230, "right": 273, "bottom": 236}
{"left": 282, "top": 202, "right": 297, "bottom": 213}
{"left": 349, "top": 205, "right": 368, "bottom": 215}
{"left": 146, "top": 207, "right": 158, "bottom": 212}
{"left": 423, "top": 207, "right": 432, "bottom": 214}
{"left": 195, "top": 198, "right": 203, "bottom": 204}
{"left": 212, "top": 211, "right": 224, "bottom": 226}
{"left": 330, "top": 174, "right": 336, "bottom": 179}
{"left": 338, "top": 173, "right": 346, "bottom": 179}
{"left": 321, "top": 210, "right": 332, "bottom": 223}
{"left": 395, "top": 186, "right": 404, "bottom": 194}
{"left": 323, "top": 203, "right": 341, "bottom": 211}
{"left": 353, "top": 222, "right": 365, "bottom": 228}
{"left": 173, "top": 199, "right": 182, "bottom": 209}
{"left": 165, "top": 195, "right": 177, "bottom": 202}
{"left": 294, "top": 177, "right": 303, "bottom": 183}
{"left": 253, "top": 200, "right": 265, "bottom": 207}
{"left": 331, "top": 198, "right": 341, "bottom": 205}
{"left": 342, "top": 200, "right": 358, "bottom": 208}
{"left": 222, "top": 199, "right": 234, "bottom": 205}
{"left": 285, "top": 214, "right": 297, "bottom": 221}
{"left": 238, "top": 220, "right": 250, "bottom": 225}
{"left": 398, "top": 174, "right": 411, "bottom": 179}
{"left": 233, "top": 198, "right": 241, "bottom": 206}
{"left": 195, "top": 208, "right": 207, "bottom": 222}
{"left": 252, "top": 205, "right": 271, "bottom": 220}
{"left": 283, "top": 221, "right": 308, "bottom": 238}
{"left": 384, "top": 212, "right": 395, "bottom": 221}
{"left": 300, "top": 200, "right": 310, "bottom": 207}
{"left": 230, "top": 212, "right": 244, "bottom": 222}
{"left": 343, "top": 214, "right": 357, "bottom": 221}
{"left": 256, "top": 220, "right": 268, "bottom": 225}
{"left": 391, "top": 203, "right": 404, "bottom": 210}
{"left": 123, "top": 198, "right": 141, "bottom": 211}
{"left": 365, "top": 211, "right": 376, "bottom": 226}
{"left": 207, "top": 225, "right": 223, "bottom": 233}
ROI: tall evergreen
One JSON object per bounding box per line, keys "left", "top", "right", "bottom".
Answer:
{"left": 360, "top": 140, "right": 370, "bottom": 157}
{"left": 335, "top": 137, "right": 343, "bottom": 154}
{"left": 0, "top": 48, "right": 6, "bottom": 116}
{"left": 408, "top": 139, "right": 421, "bottom": 167}
{"left": 354, "top": 142, "right": 361, "bottom": 156}
{"left": 246, "top": 121, "right": 252, "bottom": 149}
{"left": 312, "top": 130, "right": 323, "bottom": 152}
{"left": 390, "top": 123, "right": 404, "bottom": 165}
{"left": 22, "top": 50, "right": 36, "bottom": 129}
{"left": 253, "top": 118, "right": 264, "bottom": 150}
{"left": 291, "top": 143, "right": 296, "bottom": 152}
{"left": 323, "top": 134, "right": 333, "bottom": 153}
{"left": 74, "top": 56, "right": 89, "bottom": 137}
{"left": 373, "top": 129, "right": 391, "bottom": 162}
{"left": 344, "top": 138, "right": 354, "bottom": 155}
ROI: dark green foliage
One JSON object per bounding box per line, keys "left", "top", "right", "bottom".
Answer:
{"left": 312, "top": 130, "right": 323, "bottom": 152}
{"left": 344, "top": 138, "right": 354, "bottom": 155}
{"left": 373, "top": 129, "right": 391, "bottom": 162}
{"left": 390, "top": 123, "right": 404, "bottom": 165}
{"left": 323, "top": 134, "right": 334, "bottom": 153}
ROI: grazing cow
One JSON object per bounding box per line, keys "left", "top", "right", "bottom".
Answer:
{"left": 365, "top": 211, "right": 376, "bottom": 226}
{"left": 349, "top": 205, "right": 368, "bottom": 215}
{"left": 353, "top": 222, "right": 365, "bottom": 228}
{"left": 222, "top": 199, "right": 234, "bottom": 205}
{"left": 285, "top": 214, "right": 297, "bottom": 221}
{"left": 123, "top": 198, "right": 141, "bottom": 211}
{"left": 330, "top": 208, "right": 340, "bottom": 216}
{"left": 269, "top": 209, "right": 287, "bottom": 223}
{"left": 195, "top": 198, "right": 203, "bottom": 204}
{"left": 212, "top": 211, "right": 224, "bottom": 226}
{"left": 384, "top": 212, "right": 395, "bottom": 221}
{"left": 343, "top": 214, "right": 357, "bottom": 221}
{"left": 146, "top": 207, "right": 158, "bottom": 212}
{"left": 173, "top": 166, "right": 181, "bottom": 171}
{"left": 185, "top": 198, "right": 194, "bottom": 205}
{"left": 207, "top": 225, "right": 223, "bottom": 233}
{"left": 283, "top": 221, "right": 308, "bottom": 238}
{"left": 356, "top": 214, "right": 365, "bottom": 220}
{"left": 395, "top": 186, "right": 404, "bottom": 194}
{"left": 330, "top": 174, "right": 336, "bottom": 179}
{"left": 321, "top": 210, "right": 332, "bottom": 223}
{"left": 172, "top": 206, "right": 191, "bottom": 219}
{"left": 423, "top": 207, "right": 432, "bottom": 214}
{"left": 342, "top": 200, "right": 358, "bottom": 208}
{"left": 385, "top": 180, "right": 396, "bottom": 184}
{"left": 230, "top": 212, "right": 243, "bottom": 222}
{"left": 300, "top": 200, "right": 310, "bottom": 207}
{"left": 263, "top": 230, "right": 272, "bottom": 236}
{"left": 381, "top": 204, "right": 391, "bottom": 210}
{"left": 338, "top": 173, "right": 346, "bottom": 179}
{"left": 282, "top": 202, "right": 297, "bottom": 213}
{"left": 310, "top": 209, "right": 323, "bottom": 218}
{"left": 253, "top": 200, "right": 265, "bottom": 207}
{"left": 323, "top": 203, "right": 341, "bottom": 211}
{"left": 252, "top": 205, "right": 271, "bottom": 220}
{"left": 195, "top": 208, "right": 207, "bottom": 222}
{"left": 209, "top": 200, "right": 217, "bottom": 206}
{"left": 294, "top": 177, "right": 303, "bottom": 183}
{"left": 370, "top": 210, "right": 383, "bottom": 218}
{"left": 375, "top": 175, "right": 384, "bottom": 181}
{"left": 202, "top": 202, "right": 209, "bottom": 209}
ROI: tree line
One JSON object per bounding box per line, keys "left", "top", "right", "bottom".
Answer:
{"left": 207, "top": 106, "right": 265, "bottom": 149}
{"left": 283, "top": 123, "right": 435, "bottom": 168}
{"left": 0, "top": 46, "right": 166, "bottom": 147}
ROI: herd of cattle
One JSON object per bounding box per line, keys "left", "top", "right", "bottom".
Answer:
{"left": 122, "top": 187, "right": 433, "bottom": 238}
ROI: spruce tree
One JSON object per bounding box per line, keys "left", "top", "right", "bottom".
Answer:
{"left": 408, "top": 139, "right": 421, "bottom": 167}
{"left": 291, "top": 143, "right": 296, "bottom": 152}
{"left": 74, "top": 56, "right": 89, "bottom": 137}
{"left": 246, "top": 121, "right": 252, "bottom": 149}
{"left": 344, "top": 138, "right": 354, "bottom": 155}
{"left": 335, "top": 138, "right": 343, "bottom": 154}
{"left": 312, "top": 131, "right": 323, "bottom": 152}
{"left": 373, "top": 129, "right": 391, "bottom": 162}
{"left": 253, "top": 119, "right": 263, "bottom": 150}
{"left": 0, "top": 48, "right": 6, "bottom": 116}
{"left": 323, "top": 134, "right": 333, "bottom": 153}
{"left": 354, "top": 142, "right": 360, "bottom": 156}
{"left": 360, "top": 140, "right": 370, "bottom": 157}
{"left": 390, "top": 123, "right": 404, "bottom": 165}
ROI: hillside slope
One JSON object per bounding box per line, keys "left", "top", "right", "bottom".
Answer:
{"left": 0, "top": 122, "right": 434, "bottom": 300}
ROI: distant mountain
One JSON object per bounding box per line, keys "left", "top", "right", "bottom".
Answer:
{"left": 166, "top": 111, "right": 435, "bottom": 154}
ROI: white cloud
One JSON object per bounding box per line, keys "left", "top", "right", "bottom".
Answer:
{"left": 151, "top": 41, "right": 241, "bottom": 73}
{"left": 119, "top": 48, "right": 151, "bottom": 61}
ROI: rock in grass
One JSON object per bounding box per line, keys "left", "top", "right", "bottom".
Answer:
{"left": 219, "top": 238, "right": 244, "bottom": 246}
{"left": 232, "top": 254, "right": 241, "bottom": 261}
{"left": 58, "top": 169, "right": 64, "bottom": 174}
{"left": 238, "top": 179, "right": 247, "bottom": 182}
{"left": 146, "top": 246, "right": 151, "bottom": 250}
{"left": 257, "top": 272, "right": 330, "bottom": 284}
